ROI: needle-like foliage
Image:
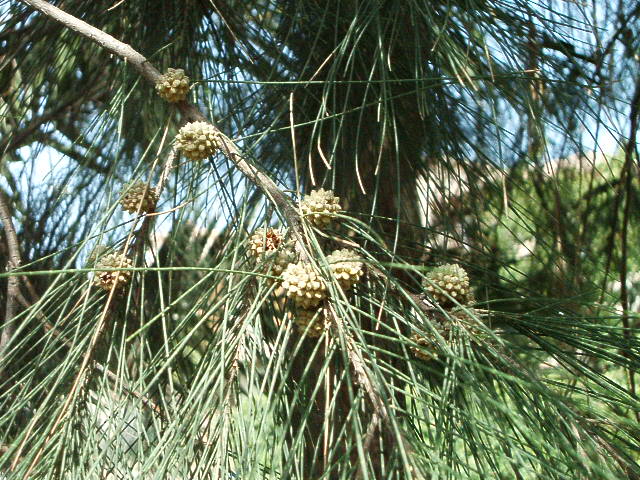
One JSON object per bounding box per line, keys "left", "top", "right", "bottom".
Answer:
{"left": 1, "top": 0, "right": 639, "bottom": 478}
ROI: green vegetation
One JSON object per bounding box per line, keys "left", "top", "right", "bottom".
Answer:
{"left": 0, "top": 1, "right": 639, "bottom": 478}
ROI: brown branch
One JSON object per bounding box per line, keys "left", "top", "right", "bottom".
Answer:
{"left": 540, "top": 35, "right": 600, "bottom": 65}
{"left": 0, "top": 189, "right": 22, "bottom": 380}
{"left": 18, "top": 0, "right": 305, "bottom": 242}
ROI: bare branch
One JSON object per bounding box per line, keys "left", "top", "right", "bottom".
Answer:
{"left": 0, "top": 189, "right": 22, "bottom": 380}
{"left": 18, "top": 0, "right": 304, "bottom": 241}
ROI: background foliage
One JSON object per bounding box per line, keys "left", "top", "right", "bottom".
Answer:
{"left": 1, "top": 0, "right": 639, "bottom": 478}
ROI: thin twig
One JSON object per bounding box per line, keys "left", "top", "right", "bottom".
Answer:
{"left": 93, "top": 363, "right": 162, "bottom": 415}
{"left": 0, "top": 189, "right": 22, "bottom": 380}
{"left": 36, "top": 302, "right": 162, "bottom": 415}
{"left": 5, "top": 271, "right": 163, "bottom": 419}
{"left": 19, "top": 0, "right": 305, "bottom": 244}
{"left": 16, "top": 275, "right": 122, "bottom": 475}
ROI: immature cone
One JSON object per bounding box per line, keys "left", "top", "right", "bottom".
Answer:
{"left": 256, "top": 248, "right": 297, "bottom": 283}
{"left": 423, "top": 263, "right": 472, "bottom": 307}
{"left": 248, "top": 228, "right": 295, "bottom": 280}
{"left": 327, "top": 249, "right": 364, "bottom": 291}
{"left": 410, "top": 311, "right": 451, "bottom": 361}
{"left": 175, "top": 121, "right": 220, "bottom": 161}
{"left": 267, "top": 248, "right": 297, "bottom": 278}
{"left": 299, "top": 188, "right": 341, "bottom": 226}
{"left": 293, "top": 308, "right": 325, "bottom": 337}
{"left": 248, "top": 228, "right": 284, "bottom": 257}
{"left": 411, "top": 310, "right": 484, "bottom": 361}
{"left": 410, "top": 333, "right": 439, "bottom": 361}
{"left": 119, "top": 181, "right": 158, "bottom": 214}
{"left": 93, "top": 253, "right": 133, "bottom": 291}
{"left": 282, "top": 262, "right": 327, "bottom": 308}
{"left": 155, "top": 68, "right": 190, "bottom": 102}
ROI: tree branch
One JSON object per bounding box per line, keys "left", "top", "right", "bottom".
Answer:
{"left": 18, "top": 0, "right": 304, "bottom": 238}
{"left": 0, "top": 189, "right": 22, "bottom": 380}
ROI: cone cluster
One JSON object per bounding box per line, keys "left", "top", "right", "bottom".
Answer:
{"left": 175, "top": 121, "right": 220, "bottom": 161}
{"left": 87, "top": 245, "right": 108, "bottom": 266}
{"left": 248, "top": 228, "right": 284, "bottom": 257}
{"left": 412, "top": 264, "right": 481, "bottom": 361}
{"left": 293, "top": 308, "right": 325, "bottom": 337}
{"left": 93, "top": 253, "right": 133, "bottom": 291}
{"left": 119, "top": 181, "right": 158, "bottom": 214}
{"left": 300, "top": 188, "right": 342, "bottom": 226}
{"left": 247, "top": 198, "right": 364, "bottom": 337}
{"left": 155, "top": 68, "right": 190, "bottom": 103}
{"left": 267, "top": 248, "right": 297, "bottom": 278}
{"left": 146, "top": 67, "right": 489, "bottom": 360}
{"left": 423, "top": 263, "right": 471, "bottom": 307}
{"left": 410, "top": 333, "right": 439, "bottom": 361}
{"left": 327, "top": 249, "right": 363, "bottom": 291}
{"left": 247, "top": 228, "right": 296, "bottom": 280}
{"left": 281, "top": 262, "right": 327, "bottom": 309}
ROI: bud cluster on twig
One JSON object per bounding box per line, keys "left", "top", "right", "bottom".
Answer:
{"left": 411, "top": 264, "right": 483, "bottom": 361}
{"left": 247, "top": 189, "right": 364, "bottom": 337}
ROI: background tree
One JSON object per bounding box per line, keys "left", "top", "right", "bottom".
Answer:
{"left": 1, "top": 0, "right": 640, "bottom": 478}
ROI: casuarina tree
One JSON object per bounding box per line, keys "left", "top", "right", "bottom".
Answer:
{"left": 1, "top": 0, "right": 639, "bottom": 478}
